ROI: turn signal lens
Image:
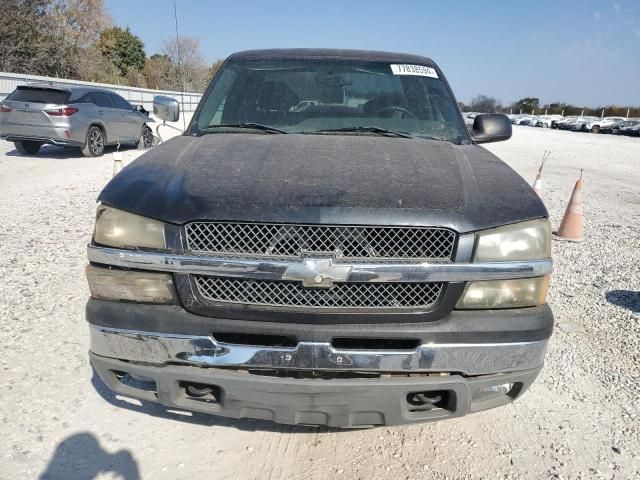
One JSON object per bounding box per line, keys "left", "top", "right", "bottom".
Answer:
{"left": 94, "top": 206, "right": 166, "bottom": 250}
{"left": 456, "top": 276, "right": 550, "bottom": 309}
{"left": 86, "top": 265, "right": 176, "bottom": 304}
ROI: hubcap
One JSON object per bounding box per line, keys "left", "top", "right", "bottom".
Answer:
{"left": 90, "top": 129, "right": 104, "bottom": 155}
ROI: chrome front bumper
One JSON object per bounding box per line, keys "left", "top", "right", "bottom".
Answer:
{"left": 90, "top": 325, "right": 548, "bottom": 376}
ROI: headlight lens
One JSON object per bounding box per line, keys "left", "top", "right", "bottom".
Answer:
{"left": 474, "top": 219, "right": 551, "bottom": 262}
{"left": 456, "top": 276, "right": 550, "bottom": 309}
{"left": 94, "top": 205, "right": 165, "bottom": 249}
{"left": 86, "top": 265, "right": 176, "bottom": 304}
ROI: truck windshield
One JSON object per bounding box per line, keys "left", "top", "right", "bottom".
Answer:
{"left": 193, "top": 58, "right": 468, "bottom": 143}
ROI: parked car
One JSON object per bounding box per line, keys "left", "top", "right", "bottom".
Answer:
{"left": 513, "top": 115, "right": 536, "bottom": 125}
{"left": 518, "top": 117, "right": 535, "bottom": 126}
{"left": 566, "top": 116, "right": 599, "bottom": 132}
{"left": 87, "top": 48, "right": 553, "bottom": 427}
{"left": 461, "top": 112, "right": 477, "bottom": 128}
{"left": 585, "top": 117, "right": 625, "bottom": 134}
{"left": 0, "top": 84, "right": 155, "bottom": 157}
{"left": 616, "top": 120, "right": 640, "bottom": 136}
{"left": 553, "top": 116, "right": 578, "bottom": 129}
{"left": 536, "top": 115, "right": 563, "bottom": 128}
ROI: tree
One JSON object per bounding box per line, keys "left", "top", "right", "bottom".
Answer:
{"left": 209, "top": 59, "right": 224, "bottom": 80}
{"left": 469, "top": 95, "right": 498, "bottom": 113}
{"left": 513, "top": 97, "right": 540, "bottom": 114}
{"left": 161, "top": 36, "right": 210, "bottom": 92}
{"left": 99, "top": 27, "right": 146, "bottom": 77}
{"left": 0, "top": 0, "right": 77, "bottom": 77}
{"left": 143, "top": 54, "right": 177, "bottom": 90}
{"left": 50, "top": 0, "right": 110, "bottom": 79}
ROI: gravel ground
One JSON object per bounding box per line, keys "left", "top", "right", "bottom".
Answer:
{"left": 0, "top": 126, "right": 638, "bottom": 479}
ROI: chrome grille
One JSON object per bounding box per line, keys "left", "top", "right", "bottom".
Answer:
{"left": 193, "top": 276, "right": 443, "bottom": 309}
{"left": 185, "top": 223, "right": 456, "bottom": 259}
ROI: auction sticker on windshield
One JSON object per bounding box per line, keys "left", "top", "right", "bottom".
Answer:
{"left": 390, "top": 64, "right": 439, "bottom": 78}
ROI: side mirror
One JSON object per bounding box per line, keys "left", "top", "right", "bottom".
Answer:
{"left": 471, "top": 113, "right": 512, "bottom": 144}
{"left": 133, "top": 104, "right": 149, "bottom": 116}
{"left": 153, "top": 95, "right": 180, "bottom": 122}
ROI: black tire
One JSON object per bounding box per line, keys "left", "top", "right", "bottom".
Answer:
{"left": 591, "top": 125, "right": 600, "bottom": 134}
{"left": 82, "top": 126, "right": 105, "bottom": 157}
{"left": 137, "top": 125, "right": 155, "bottom": 150}
{"left": 14, "top": 140, "right": 42, "bottom": 155}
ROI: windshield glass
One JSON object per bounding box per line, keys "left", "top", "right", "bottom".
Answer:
{"left": 193, "top": 58, "right": 468, "bottom": 143}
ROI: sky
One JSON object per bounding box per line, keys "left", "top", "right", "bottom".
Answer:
{"left": 106, "top": 0, "right": 640, "bottom": 107}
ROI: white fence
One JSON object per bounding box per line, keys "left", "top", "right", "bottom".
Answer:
{"left": 0, "top": 72, "right": 203, "bottom": 114}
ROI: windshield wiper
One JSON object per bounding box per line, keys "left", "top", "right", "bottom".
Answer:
{"left": 308, "top": 126, "right": 413, "bottom": 138}
{"left": 202, "top": 123, "right": 288, "bottom": 134}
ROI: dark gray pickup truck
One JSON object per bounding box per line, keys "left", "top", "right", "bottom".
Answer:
{"left": 86, "top": 49, "right": 553, "bottom": 427}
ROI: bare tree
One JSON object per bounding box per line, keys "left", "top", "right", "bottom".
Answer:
{"left": 469, "top": 95, "right": 498, "bottom": 113}
{"left": 161, "top": 36, "right": 210, "bottom": 92}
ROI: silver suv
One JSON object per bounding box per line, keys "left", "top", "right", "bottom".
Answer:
{"left": 0, "top": 84, "right": 155, "bottom": 157}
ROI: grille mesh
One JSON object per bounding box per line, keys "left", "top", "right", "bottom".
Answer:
{"left": 194, "top": 276, "right": 443, "bottom": 309}
{"left": 185, "top": 223, "right": 456, "bottom": 259}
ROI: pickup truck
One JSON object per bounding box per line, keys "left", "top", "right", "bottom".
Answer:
{"left": 86, "top": 49, "right": 553, "bottom": 427}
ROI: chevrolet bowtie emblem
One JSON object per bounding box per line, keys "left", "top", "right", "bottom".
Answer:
{"left": 282, "top": 257, "right": 352, "bottom": 288}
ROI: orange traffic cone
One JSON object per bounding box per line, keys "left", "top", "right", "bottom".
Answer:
{"left": 556, "top": 171, "right": 583, "bottom": 242}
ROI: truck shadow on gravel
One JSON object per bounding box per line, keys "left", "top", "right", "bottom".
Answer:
{"left": 91, "top": 369, "right": 346, "bottom": 433}
{"left": 606, "top": 290, "right": 640, "bottom": 313}
{"left": 39, "top": 432, "right": 139, "bottom": 480}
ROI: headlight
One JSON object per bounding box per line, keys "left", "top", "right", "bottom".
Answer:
{"left": 86, "top": 265, "right": 177, "bottom": 304}
{"left": 474, "top": 219, "right": 551, "bottom": 262}
{"left": 456, "top": 276, "right": 550, "bottom": 309}
{"left": 458, "top": 219, "right": 552, "bottom": 309}
{"left": 94, "top": 205, "right": 165, "bottom": 249}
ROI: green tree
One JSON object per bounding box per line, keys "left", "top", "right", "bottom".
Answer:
{"left": 143, "top": 54, "right": 177, "bottom": 90}
{"left": 209, "top": 59, "right": 224, "bottom": 79}
{"left": 99, "top": 26, "right": 146, "bottom": 77}
{"left": 513, "top": 97, "right": 540, "bottom": 114}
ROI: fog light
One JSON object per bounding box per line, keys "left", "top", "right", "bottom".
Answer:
{"left": 472, "top": 383, "right": 514, "bottom": 402}
{"left": 86, "top": 265, "right": 176, "bottom": 304}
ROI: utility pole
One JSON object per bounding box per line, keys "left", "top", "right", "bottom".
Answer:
{"left": 174, "top": 0, "right": 187, "bottom": 132}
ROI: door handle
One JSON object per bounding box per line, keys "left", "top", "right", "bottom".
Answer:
{"left": 97, "top": 110, "right": 104, "bottom": 115}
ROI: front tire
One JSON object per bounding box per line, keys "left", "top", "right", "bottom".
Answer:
{"left": 591, "top": 125, "right": 600, "bottom": 134}
{"left": 137, "top": 125, "right": 155, "bottom": 150}
{"left": 82, "top": 126, "right": 105, "bottom": 157}
{"left": 14, "top": 140, "right": 42, "bottom": 155}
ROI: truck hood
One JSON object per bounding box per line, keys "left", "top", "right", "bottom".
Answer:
{"left": 98, "top": 133, "right": 546, "bottom": 233}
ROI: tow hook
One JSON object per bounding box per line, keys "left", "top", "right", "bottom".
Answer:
{"left": 407, "top": 391, "right": 447, "bottom": 410}
{"left": 184, "top": 383, "right": 216, "bottom": 398}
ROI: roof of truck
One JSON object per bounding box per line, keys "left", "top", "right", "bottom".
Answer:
{"left": 228, "top": 48, "right": 436, "bottom": 66}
